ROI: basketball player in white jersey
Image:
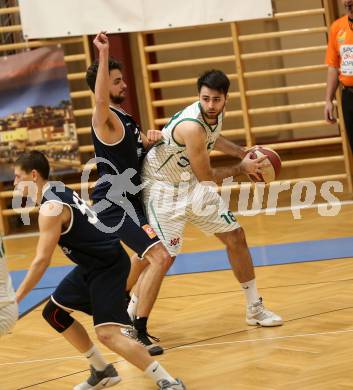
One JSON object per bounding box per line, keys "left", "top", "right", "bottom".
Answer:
{"left": 128, "top": 70, "right": 283, "bottom": 340}
{"left": 0, "top": 235, "right": 18, "bottom": 336}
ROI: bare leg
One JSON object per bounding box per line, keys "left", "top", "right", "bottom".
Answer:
{"left": 130, "top": 248, "right": 174, "bottom": 355}
{"left": 126, "top": 254, "right": 148, "bottom": 292}
{"left": 215, "top": 228, "right": 283, "bottom": 326}
{"left": 62, "top": 319, "right": 93, "bottom": 353}
{"left": 96, "top": 325, "right": 180, "bottom": 385}
{"left": 215, "top": 228, "right": 255, "bottom": 283}
{"left": 95, "top": 325, "right": 153, "bottom": 370}
{"left": 133, "top": 255, "right": 175, "bottom": 301}
{"left": 131, "top": 264, "right": 146, "bottom": 298}
{"left": 135, "top": 243, "right": 172, "bottom": 318}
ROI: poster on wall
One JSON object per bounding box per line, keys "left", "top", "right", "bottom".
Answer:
{"left": 19, "top": 0, "right": 273, "bottom": 39}
{"left": 0, "top": 47, "right": 80, "bottom": 182}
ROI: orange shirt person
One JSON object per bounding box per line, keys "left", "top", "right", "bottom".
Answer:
{"left": 325, "top": 1, "right": 353, "bottom": 152}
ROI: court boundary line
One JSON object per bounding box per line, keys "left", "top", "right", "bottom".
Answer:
{"left": 4, "top": 325, "right": 353, "bottom": 368}
{"left": 6, "top": 305, "right": 353, "bottom": 369}
{"left": 5, "top": 326, "right": 353, "bottom": 369}
{"left": 5, "top": 304, "right": 353, "bottom": 388}
{"left": 174, "top": 328, "right": 353, "bottom": 350}
{"left": 8, "top": 325, "right": 353, "bottom": 388}
{"left": 17, "top": 273, "right": 353, "bottom": 318}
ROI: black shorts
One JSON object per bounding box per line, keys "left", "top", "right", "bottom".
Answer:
{"left": 51, "top": 251, "right": 131, "bottom": 327}
{"left": 96, "top": 202, "right": 160, "bottom": 258}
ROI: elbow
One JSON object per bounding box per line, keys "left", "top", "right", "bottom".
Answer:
{"left": 328, "top": 66, "right": 339, "bottom": 76}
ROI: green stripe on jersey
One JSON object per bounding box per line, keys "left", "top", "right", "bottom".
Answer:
{"left": 149, "top": 200, "right": 166, "bottom": 240}
{"left": 156, "top": 154, "right": 174, "bottom": 173}
{"left": 171, "top": 118, "right": 205, "bottom": 147}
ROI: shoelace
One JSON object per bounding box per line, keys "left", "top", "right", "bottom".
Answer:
{"left": 139, "top": 330, "right": 160, "bottom": 343}
{"left": 158, "top": 379, "right": 175, "bottom": 389}
{"left": 87, "top": 366, "right": 100, "bottom": 384}
{"left": 248, "top": 298, "right": 263, "bottom": 311}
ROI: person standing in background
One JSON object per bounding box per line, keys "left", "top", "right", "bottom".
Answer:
{"left": 325, "top": 1, "right": 353, "bottom": 152}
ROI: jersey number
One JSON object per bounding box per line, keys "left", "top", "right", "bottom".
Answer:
{"left": 220, "top": 211, "right": 236, "bottom": 225}
{"left": 177, "top": 156, "right": 190, "bottom": 168}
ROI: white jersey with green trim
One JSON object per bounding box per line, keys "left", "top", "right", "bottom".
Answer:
{"left": 0, "top": 237, "right": 16, "bottom": 304}
{"left": 142, "top": 101, "right": 223, "bottom": 184}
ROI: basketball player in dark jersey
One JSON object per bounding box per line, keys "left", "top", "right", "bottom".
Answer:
{"left": 13, "top": 151, "right": 185, "bottom": 390}
{"left": 85, "top": 32, "right": 171, "bottom": 355}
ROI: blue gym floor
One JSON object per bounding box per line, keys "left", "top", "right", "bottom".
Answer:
{"left": 11, "top": 236, "right": 353, "bottom": 317}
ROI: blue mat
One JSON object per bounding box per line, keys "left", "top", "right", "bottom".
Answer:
{"left": 11, "top": 266, "right": 73, "bottom": 317}
{"left": 168, "top": 236, "right": 353, "bottom": 275}
{"left": 11, "top": 236, "right": 353, "bottom": 316}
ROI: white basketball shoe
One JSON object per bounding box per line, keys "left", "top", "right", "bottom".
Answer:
{"left": 157, "top": 379, "right": 186, "bottom": 389}
{"left": 246, "top": 297, "right": 283, "bottom": 327}
{"left": 73, "top": 364, "right": 121, "bottom": 390}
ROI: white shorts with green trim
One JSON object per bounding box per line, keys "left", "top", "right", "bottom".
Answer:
{"left": 142, "top": 178, "right": 240, "bottom": 256}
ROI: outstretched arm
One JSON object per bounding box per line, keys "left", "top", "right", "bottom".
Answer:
{"left": 92, "top": 32, "right": 110, "bottom": 129}
{"left": 92, "top": 32, "right": 124, "bottom": 140}
{"left": 16, "top": 203, "right": 63, "bottom": 302}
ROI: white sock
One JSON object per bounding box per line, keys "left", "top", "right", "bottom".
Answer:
{"left": 84, "top": 345, "right": 108, "bottom": 371}
{"left": 145, "top": 361, "right": 175, "bottom": 384}
{"left": 127, "top": 293, "right": 139, "bottom": 321}
{"left": 241, "top": 278, "right": 260, "bottom": 306}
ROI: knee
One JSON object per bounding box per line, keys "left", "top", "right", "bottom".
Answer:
{"left": 160, "top": 249, "right": 173, "bottom": 273}
{"left": 42, "top": 299, "right": 74, "bottom": 333}
{"left": 95, "top": 326, "right": 117, "bottom": 346}
{"left": 132, "top": 257, "right": 149, "bottom": 272}
{"left": 149, "top": 245, "right": 173, "bottom": 273}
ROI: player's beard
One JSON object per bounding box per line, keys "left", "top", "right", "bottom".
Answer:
{"left": 200, "top": 103, "right": 225, "bottom": 121}
{"left": 110, "top": 93, "right": 125, "bottom": 104}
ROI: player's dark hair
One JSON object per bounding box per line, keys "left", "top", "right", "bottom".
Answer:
{"left": 197, "top": 69, "right": 230, "bottom": 96}
{"left": 86, "top": 58, "right": 123, "bottom": 92}
{"left": 15, "top": 151, "right": 50, "bottom": 180}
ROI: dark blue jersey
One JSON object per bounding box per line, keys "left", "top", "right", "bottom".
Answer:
{"left": 91, "top": 106, "right": 145, "bottom": 204}
{"left": 41, "top": 182, "right": 123, "bottom": 269}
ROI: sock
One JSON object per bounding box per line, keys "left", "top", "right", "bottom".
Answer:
{"left": 84, "top": 345, "right": 108, "bottom": 371}
{"left": 241, "top": 278, "right": 260, "bottom": 306}
{"left": 127, "top": 293, "right": 138, "bottom": 321}
{"left": 134, "top": 316, "right": 148, "bottom": 331}
{"left": 145, "top": 361, "right": 175, "bottom": 384}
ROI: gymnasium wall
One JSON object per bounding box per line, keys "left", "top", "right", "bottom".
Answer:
{"left": 0, "top": 0, "right": 352, "bottom": 235}
{"left": 132, "top": 0, "right": 335, "bottom": 143}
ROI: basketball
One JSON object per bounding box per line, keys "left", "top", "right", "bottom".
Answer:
{"left": 247, "top": 146, "right": 282, "bottom": 183}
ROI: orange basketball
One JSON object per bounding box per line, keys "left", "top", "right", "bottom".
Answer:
{"left": 247, "top": 146, "right": 281, "bottom": 183}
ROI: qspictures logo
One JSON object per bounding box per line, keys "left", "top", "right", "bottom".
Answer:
{"left": 12, "top": 159, "right": 346, "bottom": 232}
